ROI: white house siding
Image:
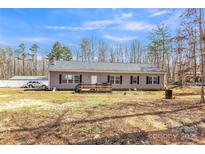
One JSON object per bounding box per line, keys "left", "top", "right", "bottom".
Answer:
{"left": 49, "top": 71, "right": 165, "bottom": 90}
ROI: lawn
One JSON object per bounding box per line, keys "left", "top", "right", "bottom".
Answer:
{"left": 0, "top": 87, "right": 205, "bottom": 144}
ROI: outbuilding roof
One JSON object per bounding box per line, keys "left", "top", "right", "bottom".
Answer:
{"left": 48, "top": 61, "right": 165, "bottom": 74}
{"left": 9, "top": 76, "right": 48, "bottom": 80}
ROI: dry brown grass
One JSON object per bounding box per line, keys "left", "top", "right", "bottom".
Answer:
{"left": 0, "top": 86, "right": 205, "bottom": 144}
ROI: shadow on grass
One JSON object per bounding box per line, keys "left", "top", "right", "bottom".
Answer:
{"left": 23, "top": 88, "right": 49, "bottom": 91}
{"left": 1, "top": 101, "right": 205, "bottom": 144}
{"left": 175, "top": 93, "right": 200, "bottom": 96}
{"left": 76, "top": 118, "right": 205, "bottom": 145}
{"left": 68, "top": 104, "right": 204, "bottom": 125}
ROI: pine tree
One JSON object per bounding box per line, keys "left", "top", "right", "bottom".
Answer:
{"left": 18, "top": 43, "right": 26, "bottom": 76}
{"left": 47, "top": 41, "right": 72, "bottom": 64}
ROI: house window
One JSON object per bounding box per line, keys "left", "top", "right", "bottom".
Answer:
{"left": 110, "top": 75, "right": 121, "bottom": 84}
{"left": 61, "top": 74, "right": 81, "bottom": 84}
{"left": 132, "top": 76, "right": 139, "bottom": 84}
{"left": 148, "top": 76, "right": 153, "bottom": 84}
{"left": 115, "top": 76, "right": 120, "bottom": 84}
{"left": 147, "top": 76, "right": 159, "bottom": 84}
{"left": 153, "top": 76, "right": 158, "bottom": 84}
{"left": 62, "top": 74, "right": 68, "bottom": 83}
{"left": 110, "top": 76, "right": 115, "bottom": 84}
{"left": 67, "top": 75, "right": 73, "bottom": 83}
{"left": 74, "top": 75, "right": 80, "bottom": 83}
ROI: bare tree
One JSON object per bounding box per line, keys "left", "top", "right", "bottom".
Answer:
{"left": 80, "top": 38, "right": 91, "bottom": 62}
{"left": 198, "top": 8, "right": 205, "bottom": 103}
{"left": 18, "top": 43, "right": 26, "bottom": 76}
{"left": 98, "top": 41, "right": 107, "bottom": 62}
{"left": 29, "top": 44, "right": 39, "bottom": 76}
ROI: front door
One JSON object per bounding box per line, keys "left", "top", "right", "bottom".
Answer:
{"left": 91, "top": 75, "right": 97, "bottom": 84}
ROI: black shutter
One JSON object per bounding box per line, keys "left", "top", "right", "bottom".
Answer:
{"left": 158, "top": 76, "right": 160, "bottom": 84}
{"left": 59, "top": 74, "right": 62, "bottom": 84}
{"left": 137, "top": 76, "right": 139, "bottom": 84}
{"left": 108, "top": 75, "right": 110, "bottom": 83}
{"left": 80, "top": 74, "right": 82, "bottom": 83}
{"left": 120, "top": 76, "right": 122, "bottom": 84}
{"left": 146, "top": 76, "right": 148, "bottom": 84}
{"left": 130, "top": 76, "right": 133, "bottom": 84}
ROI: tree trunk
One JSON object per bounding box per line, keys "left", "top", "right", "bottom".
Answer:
{"left": 199, "top": 8, "right": 205, "bottom": 103}
{"left": 22, "top": 57, "right": 25, "bottom": 76}
{"left": 35, "top": 55, "right": 37, "bottom": 76}
{"left": 42, "top": 57, "right": 45, "bottom": 76}
{"left": 193, "top": 30, "right": 197, "bottom": 82}
{"left": 13, "top": 58, "right": 16, "bottom": 76}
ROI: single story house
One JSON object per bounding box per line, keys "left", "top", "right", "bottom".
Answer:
{"left": 48, "top": 61, "right": 166, "bottom": 90}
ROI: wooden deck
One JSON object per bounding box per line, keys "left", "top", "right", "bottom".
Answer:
{"left": 75, "top": 83, "right": 112, "bottom": 93}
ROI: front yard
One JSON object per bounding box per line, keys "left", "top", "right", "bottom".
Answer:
{"left": 0, "top": 87, "right": 205, "bottom": 144}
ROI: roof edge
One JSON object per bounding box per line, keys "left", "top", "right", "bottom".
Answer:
{"left": 48, "top": 69, "right": 166, "bottom": 74}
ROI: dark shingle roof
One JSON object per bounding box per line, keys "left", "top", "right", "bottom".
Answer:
{"left": 48, "top": 61, "right": 165, "bottom": 74}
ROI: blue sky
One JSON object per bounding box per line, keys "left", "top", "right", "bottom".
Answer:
{"left": 0, "top": 8, "right": 183, "bottom": 55}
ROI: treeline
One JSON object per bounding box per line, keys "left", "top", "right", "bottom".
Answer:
{"left": 73, "top": 38, "right": 148, "bottom": 64}
{"left": 147, "top": 8, "right": 205, "bottom": 102}
{"left": 171, "top": 8, "right": 205, "bottom": 102}
{"left": 0, "top": 39, "right": 149, "bottom": 80}
{"left": 1, "top": 9, "right": 205, "bottom": 97}
{"left": 47, "top": 38, "right": 149, "bottom": 64}
{"left": 147, "top": 9, "right": 205, "bottom": 87}
{"left": 0, "top": 43, "right": 48, "bottom": 80}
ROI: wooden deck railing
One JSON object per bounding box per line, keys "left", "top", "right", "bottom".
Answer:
{"left": 75, "top": 83, "right": 112, "bottom": 93}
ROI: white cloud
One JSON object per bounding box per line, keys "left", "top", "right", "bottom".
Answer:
{"left": 45, "top": 12, "right": 133, "bottom": 31}
{"left": 45, "top": 25, "right": 98, "bottom": 30}
{"left": 0, "top": 40, "right": 6, "bottom": 45}
{"left": 46, "top": 17, "right": 122, "bottom": 31}
{"left": 0, "top": 39, "right": 11, "bottom": 46}
{"left": 20, "top": 37, "right": 52, "bottom": 43}
{"left": 45, "top": 19, "right": 118, "bottom": 31}
{"left": 105, "top": 34, "right": 137, "bottom": 42}
{"left": 0, "top": 39, "right": 17, "bottom": 48}
{"left": 83, "top": 19, "right": 120, "bottom": 28}
{"left": 82, "top": 13, "right": 132, "bottom": 28}
{"left": 120, "top": 13, "right": 133, "bottom": 19}
{"left": 149, "top": 10, "right": 170, "bottom": 17}
{"left": 162, "top": 10, "right": 182, "bottom": 31}
{"left": 122, "top": 21, "right": 154, "bottom": 31}
{"left": 51, "top": 10, "right": 62, "bottom": 14}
